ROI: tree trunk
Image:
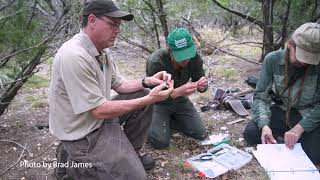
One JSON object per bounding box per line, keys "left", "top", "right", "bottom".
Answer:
{"left": 280, "top": 0, "right": 291, "bottom": 49}
{"left": 155, "top": 0, "right": 169, "bottom": 43}
{"left": 0, "top": 47, "right": 46, "bottom": 116}
{"left": 261, "top": 0, "right": 275, "bottom": 62}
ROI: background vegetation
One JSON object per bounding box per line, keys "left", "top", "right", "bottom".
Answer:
{"left": 0, "top": 0, "right": 319, "bottom": 116}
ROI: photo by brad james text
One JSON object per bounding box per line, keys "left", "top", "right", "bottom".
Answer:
{"left": 20, "top": 160, "right": 93, "bottom": 169}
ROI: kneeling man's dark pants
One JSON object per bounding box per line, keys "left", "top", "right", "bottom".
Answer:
{"left": 149, "top": 97, "right": 206, "bottom": 149}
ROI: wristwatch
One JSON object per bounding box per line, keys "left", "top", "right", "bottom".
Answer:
{"left": 141, "top": 77, "right": 150, "bottom": 88}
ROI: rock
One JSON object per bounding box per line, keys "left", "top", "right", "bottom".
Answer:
{"left": 220, "top": 126, "right": 228, "bottom": 131}
{"left": 244, "top": 147, "right": 255, "bottom": 153}
{"left": 161, "top": 161, "right": 168, "bottom": 167}
{"left": 172, "top": 133, "right": 181, "bottom": 137}
{"left": 183, "top": 152, "right": 190, "bottom": 156}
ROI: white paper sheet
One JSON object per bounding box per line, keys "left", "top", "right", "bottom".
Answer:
{"left": 252, "top": 143, "right": 320, "bottom": 180}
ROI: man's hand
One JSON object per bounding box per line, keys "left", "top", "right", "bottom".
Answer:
{"left": 147, "top": 80, "right": 174, "bottom": 103}
{"left": 170, "top": 81, "right": 197, "bottom": 99}
{"left": 196, "top": 76, "right": 208, "bottom": 92}
{"left": 261, "top": 125, "right": 277, "bottom": 144}
{"left": 144, "top": 71, "right": 172, "bottom": 87}
{"left": 284, "top": 124, "right": 304, "bottom": 149}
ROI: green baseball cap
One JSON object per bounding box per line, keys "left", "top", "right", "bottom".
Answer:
{"left": 292, "top": 22, "right": 320, "bottom": 65}
{"left": 167, "top": 28, "right": 196, "bottom": 62}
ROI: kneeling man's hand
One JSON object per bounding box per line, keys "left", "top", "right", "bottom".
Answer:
{"left": 148, "top": 80, "right": 174, "bottom": 103}
{"left": 146, "top": 71, "right": 172, "bottom": 87}
{"left": 196, "top": 76, "right": 208, "bottom": 92}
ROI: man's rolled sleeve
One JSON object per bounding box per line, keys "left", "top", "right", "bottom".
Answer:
{"left": 111, "top": 61, "right": 124, "bottom": 89}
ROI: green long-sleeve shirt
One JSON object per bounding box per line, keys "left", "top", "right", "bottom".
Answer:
{"left": 252, "top": 49, "right": 320, "bottom": 132}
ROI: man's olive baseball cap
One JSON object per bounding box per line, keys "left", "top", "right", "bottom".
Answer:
{"left": 292, "top": 22, "right": 320, "bottom": 65}
{"left": 167, "top": 28, "right": 196, "bottom": 62}
{"left": 83, "top": 0, "right": 134, "bottom": 21}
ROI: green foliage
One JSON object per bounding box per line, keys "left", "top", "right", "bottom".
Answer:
{"left": 177, "top": 160, "right": 193, "bottom": 173}
{"left": 120, "top": 0, "right": 317, "bottom": 59}
{"left": 24, "top": 75, "right": 49, "bottom": 89}
{"left": 0, "top": 0, "right": 44, "bottom": 80}
{"left": 216, "top": 67, "right": 236, "bottom": 80}
{"left": 166, "top": 144, "right": 177, "bottom": 152}
{"left": 31, "top": 100, "right": 48, "bottom": 109}
{"left": 166, "top": 0, "right": 213, "bottom": 19}
{"left": 15, "top": 120, "right": 25, "bottom": 128}
{"left": 46, "top": 57, "right": 54, "bottom": 65}
{"left": 272, "top": 0, "right": 316, "bottom": 35}
{"left": 26, "top": 95, "right": 48, "bottom": 109}
{"left": 288, "top": 0, "right": 317, "bottom": 28}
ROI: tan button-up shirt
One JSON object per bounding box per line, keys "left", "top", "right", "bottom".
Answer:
{"left": 49, "top": 30, "right": 123, "bottom": 140}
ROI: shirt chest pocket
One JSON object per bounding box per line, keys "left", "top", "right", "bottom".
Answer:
{"left": 273, "top": 75, "right": 286, "bottom": 94}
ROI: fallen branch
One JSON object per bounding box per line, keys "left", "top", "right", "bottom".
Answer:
{"left": 119, "top": 35, "right": 152, "bottom": 54}
{"left": 226, "top": 40, "right": 263, "bottom": 46}
{"left": 207, "top": 43, "right": 261, "bottom": 65}
{"left": 30, "top": 140, "right": 57, "bottom": 161}
{"left": 0, "top": 144, "right": 26, "bottom": 176}
{"left": 0, "top": 0, "right": 17, "bottom": 12}
{"left": 211, "top": 0, "right": 264, "bottom": 28}
{"left": 0, "top": 140, "right": 33, "bottom": 157}
{"left": 226, "top": 119, "right": 246, "bottom": 125}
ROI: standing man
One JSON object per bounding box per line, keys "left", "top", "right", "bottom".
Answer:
{"left": 243, "top": 22, "right": 320, "bottom": 164}
{"left": 49, "top": 0, "right": 174, "bottom": 179}
{"left": 146, "top": 28, "right": 208, "bottom": 149}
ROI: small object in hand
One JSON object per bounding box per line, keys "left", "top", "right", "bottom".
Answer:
{"left": 162, "top": 81, "right": 169, "bottom": 90}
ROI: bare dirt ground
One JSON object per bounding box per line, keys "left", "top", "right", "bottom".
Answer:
{"left": 0, "top": 28, "right": 270, "bottom": 180}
